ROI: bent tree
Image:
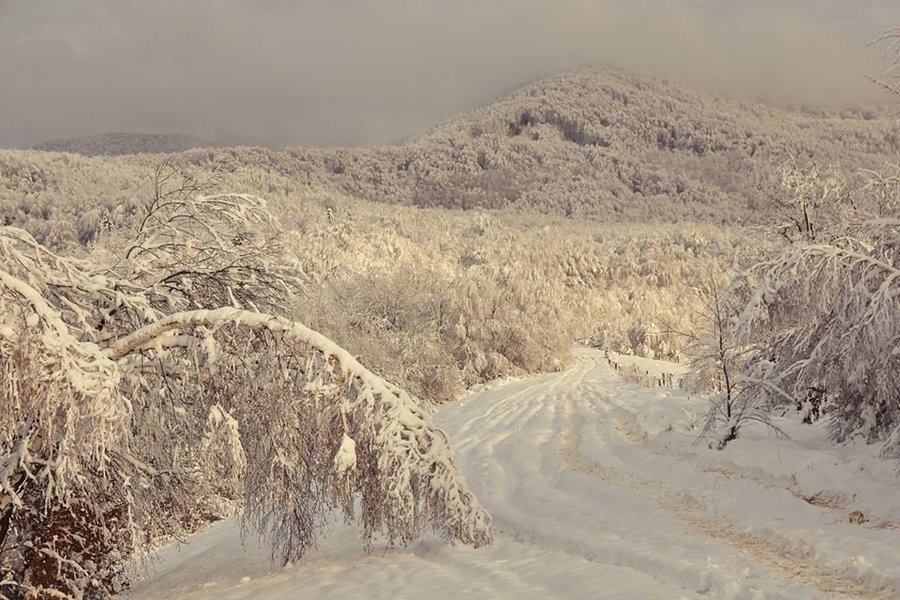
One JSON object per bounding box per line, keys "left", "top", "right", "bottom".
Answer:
{"left": 0, "top": 188, "right": 491, "bottom": 599}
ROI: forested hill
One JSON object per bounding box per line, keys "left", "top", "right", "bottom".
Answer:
{"left": 4, "top": 65, "right": 899, "bottom": 225}
{"left": 180, "top": 65, "right": 898, "bottom": 222}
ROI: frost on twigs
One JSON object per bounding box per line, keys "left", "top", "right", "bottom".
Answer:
{"left": 200, "top": 404, "right": 247, "bottom": 497}
{"left": 119, "top": 190, "right": 299, "bottom": 314}
{"left": 869, "top": 27, "right": 900, "bottom": 96}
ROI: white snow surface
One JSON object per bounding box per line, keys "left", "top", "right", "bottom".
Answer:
{"left": 124, "top": 348, "right": 900, "bottom": 599}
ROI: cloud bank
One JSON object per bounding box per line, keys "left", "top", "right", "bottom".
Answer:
{"left": 1, "top": 0, "right": 898, "bottom": 149}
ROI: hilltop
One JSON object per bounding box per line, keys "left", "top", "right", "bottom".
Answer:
{"left": 5, "top": 65, "right": 898, "bottom": 229}
{"left": 176, "top": 65, "right": 899, "bottom": 222}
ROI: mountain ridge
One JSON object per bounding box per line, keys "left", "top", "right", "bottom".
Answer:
{"left": 6, "top": 65, "right": 899, "bottom": 224}
{"left": 169, "top": 65, "right": 898, "bottom": 222}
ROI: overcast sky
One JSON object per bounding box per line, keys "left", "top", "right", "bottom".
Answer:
{"left": 1, "top": 0, "right": 899, "bottom": 149}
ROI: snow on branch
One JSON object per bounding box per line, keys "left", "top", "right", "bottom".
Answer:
{"left": 868, "top": 27, "right": 900, "bottom": 96}
{"left": 116, "top": 192, "right": 300, "bottom": 314}
{"left": 108, "top": 307, "right": 492, "bottom": 562}
{"left": 0, "top": 226, "right": 158, "bottom": 338}
{"left": 733, "top": 216, "right": 900, "bottom": 455}
{"left": 2, "top": 180, "right": 492, "bottom": 595}
{"left": 872, "top": 27, "right": 900, "bottom": 69}
{"left": 0, "top": 270, "right": 132, "bottom": 599}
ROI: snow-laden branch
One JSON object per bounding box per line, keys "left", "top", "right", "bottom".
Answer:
{"left": 0, "top": 226, "right": 160, "bottom": 339}
{"left": 107, "top": 307, "right": 492, "bottom": 561}
{"left": 2, "top": 181, "right": 493, "bottom": 596}
{"left": 0, "top": 269, "right": 122, "bottom": 401}
{"left": 732, "top": 214, "right": 900, "bottom": 455}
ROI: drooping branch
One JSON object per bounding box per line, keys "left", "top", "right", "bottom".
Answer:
{"left": 0, "top": 226, "right": 159, "bottom": 340}
{"left": 0, "top": 422, "right": 32, "bottom": 548}
{"left": 733, "top": 209, "right": 900, "bottom": 454}
{"left": 868, "top": 27, "right": 900, "bottom": 96}
{"left": 2, "top": 178, "right": 495, "bottom": 596}
{"left": 107, "top": 307, "right": 492, "bottom": 561}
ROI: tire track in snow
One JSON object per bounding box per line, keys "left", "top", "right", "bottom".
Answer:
{"left": 445, "top": 361, "right": 716, "bottom": 598}
{"left": 559, "top": 384, "right": 897, "bottom": 600}
{"left": 451, "top": 374, "right": 563, "bottom": 454}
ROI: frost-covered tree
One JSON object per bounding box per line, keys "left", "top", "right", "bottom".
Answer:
{"left": 725, "top": 31, "right": 900, "bottom": 460}
{"left": 773, "top": 159, "right": 847, "bottom": 242}
{"left": 733, "top": 204, "right": 900, "bottom": 457}
{"left": 0, "top": 182, "right": 491, "bottom": 599}
{"left": 677, "top": 264, "right": 783, "bottom": 449}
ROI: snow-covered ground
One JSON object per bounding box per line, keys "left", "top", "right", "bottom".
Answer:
{"left": 124, "top": 348, "right": 900, "bottom": 599}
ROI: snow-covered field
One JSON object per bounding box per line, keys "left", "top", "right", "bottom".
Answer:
{"left": 124, "top": 348, "right": 900, "bottom": 599}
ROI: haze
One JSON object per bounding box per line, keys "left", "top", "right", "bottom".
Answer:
{"left": 1, "top": 0, "right": 898, "bottom": 149}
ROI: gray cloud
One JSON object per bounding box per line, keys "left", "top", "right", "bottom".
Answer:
{"left": 1, "top": 0, "right": 898, "bottom": 149}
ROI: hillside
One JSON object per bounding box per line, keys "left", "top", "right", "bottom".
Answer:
{"left": 1, "top": 65, "right": 892, "bottom": 402}
{"left": 7, "top": 65, "right": 898, "bottom": 226}
{"left": 32, "top": 132, "right": 211, "bottom": 156}
{"left": 174, "top": 65, "right": 899, "bottom": 222}
{"left": 2, "top": 61, "right": 899, "bottom": 600}
{"left": 0, "top": 63, "right": 894, "bottom": 403}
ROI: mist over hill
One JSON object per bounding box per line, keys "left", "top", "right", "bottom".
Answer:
{"left": 172, "top": 65, "right": 898, "bottom": 223}
{"left": 32, "top": 132, "right": 212, "bottom": 157}
{"left": 6, "top": 66, "right": 896, "bottom": 226}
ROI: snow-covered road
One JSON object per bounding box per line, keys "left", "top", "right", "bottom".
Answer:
{"left": 126, "top": 348, "right": 900, "bottom": 599}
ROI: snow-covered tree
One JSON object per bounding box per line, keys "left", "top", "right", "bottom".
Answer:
{"left": 734, "top": 211, "right": 900, "bottom": 456}
{"left": 726, "top": 27, "right": 900, "bottom": 458}
{"left": 773, "top": 159, "right": 847, "bottom": 242}
{"left": 678, "top": 264, "right": 783, "bottom": 449}
{"left": 0, "top": 182, "right": 491, "bottom": 599}
{"left": 731, "top": 160, "right": 900, "bottom": 459}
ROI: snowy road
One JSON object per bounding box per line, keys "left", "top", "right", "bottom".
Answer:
{"left": 126, "top": 348, "right": 900, "bottom": 599}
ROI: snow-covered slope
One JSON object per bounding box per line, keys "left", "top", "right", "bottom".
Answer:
{"left": 223, "top": 65, "right": 898, "bottom": 221}
{"left": 6, "top": 66, "right": 899, "bottom": 226}
{"left": 124, "top": 348, "right": 900, "bottom": 599}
